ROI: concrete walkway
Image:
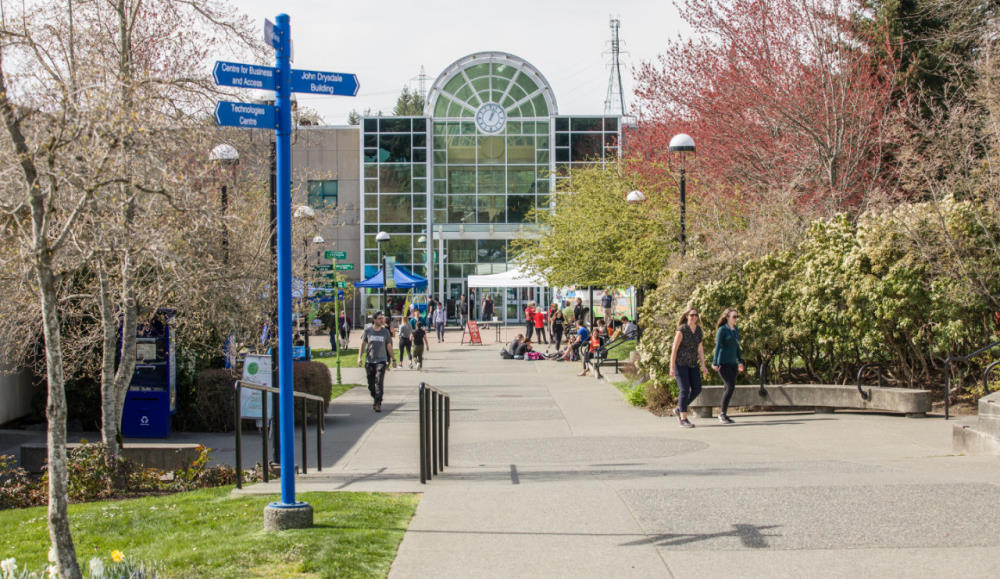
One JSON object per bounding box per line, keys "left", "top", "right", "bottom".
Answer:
{"left": 233, "top": 333, "right": 1000, "bottom": 578}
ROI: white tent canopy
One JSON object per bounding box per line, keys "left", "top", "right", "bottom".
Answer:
{"left": 467, "top": 267, "right": 546, "bottom": 288}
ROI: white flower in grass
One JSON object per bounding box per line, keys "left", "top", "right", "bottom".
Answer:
{"left": 46, "top": 565, "right": 58, "bottom": 579}
{"left": 89, "top": 557, "right": 105, "bottom": 578}
{"left": 1, "top": 558, "right": 17, "bottom": 577}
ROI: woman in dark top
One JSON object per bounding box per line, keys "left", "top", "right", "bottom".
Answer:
{"left": 712, "top": 308, "right": 745, "bottom": 424}
{"left": 670, "top": 308, "right": 709, "bottom": 428}
{"left": 551, "top": 309, "right": 566, "bottom": 351}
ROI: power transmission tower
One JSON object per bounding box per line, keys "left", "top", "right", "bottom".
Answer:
{"left": 410, "top": 65, "right": 432, "bottom": 99}
{"left": 604, "top": 17, "right": 627, "bottom": 117}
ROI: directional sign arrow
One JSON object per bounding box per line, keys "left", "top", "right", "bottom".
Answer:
{"left": 213, "top": 61, "right": 276, "bottom": 90}
{"left": 214, "top": 101, "right": 276, "bottom": 129}
{"left": 290, "top": 68, "right": 359, "bottom": 97}
{"left": 335, "top": 263, "right": 354, "bottom": 271}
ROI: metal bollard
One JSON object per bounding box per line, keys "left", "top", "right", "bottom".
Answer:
{"left": 235, "top": 381, "right": 243, "bottom": 490}
{"left": 262, "top": 391, "right": 269, "bottom": 483}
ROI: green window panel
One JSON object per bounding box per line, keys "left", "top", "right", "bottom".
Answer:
{"left": 571, "top": 133, "right": 604, "bottom": 161}
{"left": 306, "top": 180, "right": 338, "bottom": 209}
{"left": 477, "top": 167, "right": 505, "bottom": 193}
{"left": 364, "top": 179, "right": 378, "bottom": 193}
{"left": 531, "top": 94, "right": 548, "bottom": 117}
{"left": 507, "top": 167, "right": 535, "bottom": 193}
{"left": 413, "top": 209, "right": 426, "bottom": 223}
{"left": 466, "top": 63, "right": 490, "bottom": 79}
{"left": 477, "top": 195, "right": 505, "bottom": 223}
{"left": 471, "top": 76, "right": 490, "bottom": 93}
{"left": 505, "top": 84, "right": 527, "bottom": 106}
{"left": 443, "top": 74, "right": 465, "bottom": 95}
{"left": 535, "top": 121, "right": 549, "bottom": 134}
{"left": 537, "top": 135, "right": 549, "bottom": 149}
{"left": 364, "top": 209, "right": 377, "bottom": 223}
{"left": 434, "top": 180, "right": 447, "bottom": 194}
{"left": 454, "top": 84, "right": 478, "bottom": 106}
{"left": 493, "top": 63, "right": 517, "bottom": 79}
{"left": 384, "top": 235, "right": 412, "bottom": 264}
{"left": 477, "top": 136, "right": 505, "bottom": 164}
{"left": 380, "top": 118, "right": 410, "bottom": 132}
{"left": 448, "top": 136, "right": 476, "bottom": 163}
{"left": 506, "top": 121, "right": 522, "bottom": 135}
{"left": 478, "top": 239, "right": 507, "bottom": 263}
{"left": 604, "top": 117, "right": 619, "bottom": 131}
{"left": 413, "top": 164, "right": 427, "bottom": 178}
{"left": 536, "top": 180, "right": 550, "bottom": 194}
{"left": 364, "top": 149, "right": 378, "bottom": 163}
{"left": 460, "top": 122, "right": 476, "bottom": 134}
{"left": 447, "top": 265, "right": 463, "bottom": 278}
{"left": 448, "top": 167, "right": 476, "bottom": 193}
{"left": 380, "top": 195, "right": 413, "bottom": 223}
{"left": 448, "top": 196, "right": 476, "bottom": 224}
{"left": 379, "top": 134, "right": 411, "bottom": 162}
{"left": 434, "top": 150, "right": 447, "bottom": 164}
{"left": 535, "top": 150, "right": 549, "bottom": 164}
{"left": 414, "top": 118, "right": 427, "bottom": 132}
{"left": 449, "top": 240, "right": 476, "bottom": 263}
{"left": 413, "top": 178, "right": 427, "bottom": 192}
{"left": 364, "top": 164, "right": 377, "bottom": 178}
{"left": 379, "top": 164, "right": 412, "bottom": 193}
{"left": 507, "top": 195, "right": 534, "bottom": 223}
{"left": 571, "top": 117, "right": 603, "bottom": 131}
{"left": 433, "top": 136, "right": 447, "bottom": 150}
{"left": 434, "top": 165, "right": 447, "bottom": 179}
{"left": 413, "top": 134, "right": 427, "bottom": 147}
{"left": 506, "top": 136, "right": 534, "bottom": 163}
{"left": 433, "top": 196, "right": 447, "bottom": 209}
{"left": 514, "top": 73, "right": 539, "bottom": 96}
{"left": 434, "top": 209, "right": 447, "bottom": 223}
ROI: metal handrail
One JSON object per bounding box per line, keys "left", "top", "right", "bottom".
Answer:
{"left": 234, "top": 380, "right": 326, "bottom": 489}
{"left": 984, "top": 359, "right": 1000, "bottom": 395}
{"left": 419, "top": 382, "right": 450, "bottom": 484}
{"left": 856, "top": 363, "right": 885, "bottom": 401}
{"left": 943, "top": 340, "right": 1000, "bottom": 420}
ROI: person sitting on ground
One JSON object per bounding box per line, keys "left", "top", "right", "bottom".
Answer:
{"left": 516, "top": 339, "right": 533, "bottom": 359}
{"left": 505, "top": 334, "right": 524, "bottom": 358}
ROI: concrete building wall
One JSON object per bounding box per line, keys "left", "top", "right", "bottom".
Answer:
{"left": 290, "top": 126, "right": 362, "bottom": 283}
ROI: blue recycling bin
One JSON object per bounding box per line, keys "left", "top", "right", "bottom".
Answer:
{"left": 122, "top": 312, "right": 176, "bottom": 439}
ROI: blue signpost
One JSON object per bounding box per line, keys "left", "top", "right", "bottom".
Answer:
{"left": 214, "top": 13, "right": 358, "bottom": 528}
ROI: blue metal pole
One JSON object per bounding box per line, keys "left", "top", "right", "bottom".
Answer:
{"left": 274, "top": 13, "right": 297, "bottom": 506}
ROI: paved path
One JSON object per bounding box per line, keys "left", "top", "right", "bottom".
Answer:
{"left": 237, "top": 335, "right": 1000, "bottom": 578}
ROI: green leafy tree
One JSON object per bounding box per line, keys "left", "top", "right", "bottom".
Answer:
{"left": 510, "top": 162, "right": 679, "bottom": 289}
{"left": 393, "top": 86, "right": 425, "bottom": 116}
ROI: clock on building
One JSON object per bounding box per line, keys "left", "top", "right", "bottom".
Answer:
{"left": 475, "top": 102, "right": 506, "bottom": 134}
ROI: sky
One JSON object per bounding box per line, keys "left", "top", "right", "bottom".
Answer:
{"left": 231, "top": 0, "right": 689, "bottom": 125}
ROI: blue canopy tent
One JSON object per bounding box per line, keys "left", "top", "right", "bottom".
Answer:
{"left": 355, "top": 264, "right": 428, "bottom": 289}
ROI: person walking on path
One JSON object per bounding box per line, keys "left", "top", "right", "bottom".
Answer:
{"left": 457, "top": 295, "right": 469, "bottom": 330}
{"left": 573, "top": 297, "right": 585, "bottom": 325}
{"left": 412, "top": 322, "right": 430, "bottom": 370}
{"left": 358, "top": 311, "right": 396, "bottom": 412}
{"left": 551, "top": 308, "right": 566, "bottom": 351}
{"left": 574, "top": 319, "right": 592, "bottom": 376}
{"left": 398, "top": 317, "right": 414, "bottom": 368}
{"left": 482, "top": 294, "right": 494, "bottom": 321}
{"left": 712, "top": 308, "right": 744, "bottom": 424}
{"left": 601, "top": 291, "right": 614, "bottom": 323}
{"left": 432, "top": 303, "right": 447, "bottom": 343}
{"left": 670, "top": 308, "right": 709, "bottom": 428}
{"left": 338, "top": 311, "right": 352, "bottom": 350}
{"left": 524, "top": 302, "right": 537, "bottom": 342}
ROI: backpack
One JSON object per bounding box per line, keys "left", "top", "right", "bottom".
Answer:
{"left": 526, "top": 351, "right": 543, "bottom": 361}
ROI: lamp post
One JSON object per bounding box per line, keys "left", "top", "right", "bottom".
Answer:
{"left": 209, "top": 144, "right": 239, "bottom": 368}
{"left": 668, "top": 133, "right": 696, "bottom": 257}
{"left": 375, "top": 231, "right": 391, "bottom": 314}
{"left": 209, "top": 144, "right": 239, "bottom": 264}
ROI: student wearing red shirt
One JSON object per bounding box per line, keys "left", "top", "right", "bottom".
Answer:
{"left": 533, "top": 307, "right": 548, "bottom": 344}
{"left": 524, "top": 302, "right": 536, "bottom": 342}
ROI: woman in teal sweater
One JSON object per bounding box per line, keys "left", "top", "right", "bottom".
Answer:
{"left": 712, "top": 308, "right": 744, "bottom": 424}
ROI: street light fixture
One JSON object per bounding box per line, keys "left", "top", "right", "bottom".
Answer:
{"left": 625, "top": 190, "right": 646, "bottom": 204}
{"left": 209, "top": 144, "right": 239, "bottom": 264}
{"left": 375, "top": 231, "right": 391, "bottom": 314}
{"left": 668, "top": 133, "right": 695, "bottom": 257}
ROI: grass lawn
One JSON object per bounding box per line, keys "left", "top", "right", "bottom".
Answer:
{"left": 330, "top": 383, "right": 361, "bottom": 399}
{"left": 0, "top": 488, "right": 418, "bottom": 578}
{"left": 311, "top": 348, "right": 359, "bottom": 363}
{"left": 605, "top": 340, "right": 636, "bottom": 361}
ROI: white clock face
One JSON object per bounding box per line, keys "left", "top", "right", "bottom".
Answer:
{"left": 475, "top": 103, "right": 506, "bottom": 134}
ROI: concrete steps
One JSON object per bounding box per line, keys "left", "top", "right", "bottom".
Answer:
{"left": 952, "top": 390, "right": 1000, "bottom": 456}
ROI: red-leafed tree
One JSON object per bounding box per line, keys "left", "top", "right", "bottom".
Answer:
{"left": 629, "top": 0, "right": 900, "bottom": 230}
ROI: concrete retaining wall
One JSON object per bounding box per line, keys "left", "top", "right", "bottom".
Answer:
{"left": 690, "top": 384, "right": 931, "bottom": 417}
{"left": 953, "top": 390, "right": 1000, "bottom": 456}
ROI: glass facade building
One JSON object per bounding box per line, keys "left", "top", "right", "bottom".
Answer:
{"left": 362, "top": 52, "right": 620, "bottom": 321}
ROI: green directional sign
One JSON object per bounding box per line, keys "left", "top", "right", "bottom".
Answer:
{"left": 320, "top": 273, "right": 337, "bottom": 279}
{"left": 325, "top": 250, "right": 347, "bottom": 260}
{"left": 335, "top": 281, "right": 348, "bottom": 288}
{"left": 335, "top": 263, "right": 354, "bottom": 271}
{"left": 313, "top": 264, "right": 333, "bottom": 271}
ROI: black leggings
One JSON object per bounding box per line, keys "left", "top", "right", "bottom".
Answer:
{"left": 719, "top": 363, "right": 739, "bottom": 415}
{"left": 399, "top": 338, "right": 412, "bottom": 361}
{"left": 552, "top": 326, "right": 564, "bottom": 350}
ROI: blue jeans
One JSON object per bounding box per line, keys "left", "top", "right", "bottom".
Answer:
{"left": 675, "top": 365, "right": 702, "bottom": 412}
